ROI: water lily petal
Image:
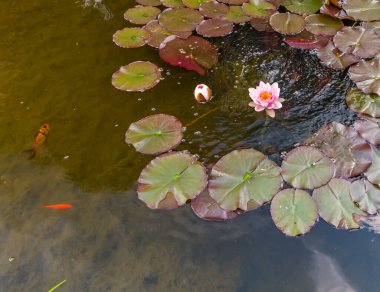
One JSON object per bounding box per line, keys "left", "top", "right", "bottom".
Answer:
{"left": 266, "top": 109, "right": 275, "bottom": 117}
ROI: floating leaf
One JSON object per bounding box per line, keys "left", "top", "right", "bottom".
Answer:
{"left": 160, "top": 0, "right": 184, "bottom": 8}
{"left": 269, "top": 12, "right": 305, "bottom": 35}
{"left": 219, "top": 0, "right": 249, "bottom": 4}
{"left": 317, "top": 41, "right": 360, "bottom": 70}
{"left": 191, "top": 189, "right": 239, "bottom": 221}
{"left": 112, "top": 61, "right": 161, "bottom": 92}
{"left": 304, "top": 14, "right": 343, "bottom": 36}
{"left": 281, "top": 146, "right": 334, "bottom": 189}
{"left": 346, "top": 89, "right": 380, "bottom": 118}
{"left": 313, "top": 178, "right": 366, "bottom": 229}
{"left": 112, "top": 27, "right": 151, "bottom": 48}
{"left": 224, "top": 5, "right": 251, "bottom": 23}
{"left": 350, "top": 179, "right": 380, "bottom": 215}
{"left": 199, "top": 1, "right": 229, "bottom": 18}
{"left": 144, "top": 20, "right": 171, "bottom": 48}
{"left": 124, "top": 6, "right": 161, "bottom": 25}
{"left": 270, "top": 188, "right": 318, "bottom": 236}
{"left": 365, "top": 146, "right": 380, "bottom": 186}
{"left": 305, "top": 122, "right": 372, "bottom": 178}
{"left": 242, "top": 0, "right": 277, "bottom": 19}
{"left": 250, "top": 17, "right": 274, "bottom": 32}
{"left": 283, "top": 31, "right": 329, "bottom": 49}
{"left": 320, "top": 3, "right": 353, "bottom": 20}
{"left": 333, "top": 27, "right": 380, "bottom": 58}
{"left": 136, "top": 0, "right": 162, "bottom": 6}
{"left": 363, "top": 21, "right": 380, "bottom": 34}
{"left": 196, "top": 19, "right": 234, "bottom": 37}
{"left": 183, "top": 0, "right": 212, "bottom": 9}
{"left": 342, "top": 0, "right": 380, "bottom": 21}
{"left": 354, "top": 116, "right": 380, "bottom": 145}
{"left": 348, "top": 58, "right": 380, "bottom": 95}
{"left": 281, "top": 0, "right": 324, "bottom": 15}
{"left": 159, "top": 35, "right": 218, "bottom": 75}
{"left": 208, "top": 149, "right": 283, "bottom": 211}
{"left": 137, "top": 152, "right": 207, "bottom": 209}
{"left": 159, "top": 8, "right": 203, "bottom": 32}
{"left": 125, "top": 114, "right": 183, "bottom": 155}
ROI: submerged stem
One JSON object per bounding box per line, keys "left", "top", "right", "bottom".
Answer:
{"left": 185, "top": 107, "right": 219, "bottom": 128}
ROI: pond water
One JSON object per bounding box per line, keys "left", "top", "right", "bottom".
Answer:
{"left": 0, "top": 1, "right": 379, "bottom": 291}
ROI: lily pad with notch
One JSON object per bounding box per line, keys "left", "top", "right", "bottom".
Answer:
{"left": 342, "top": 0, "right": 380, "bottom": 22}
{"left": 281, "top": 0, "right": 324, "bottom": 15}
{"left": 250, "top": 17, "right": 274, "bottom": 32}
{"left": 144, "top": 20, "right": 171, "bottom": 48}
{"left": 350, "top": 179, "right": 380, "bottom": 215}
{"left": 305, "top": 14, "right": 343, "bottom": 36}
{"left": 112, "top": 27, "right": 151, "bottom": 48}
{"left": 199, "top": 1, "right": 229, "bottom": 19}
{"left": 354, "top": 116, "right": 380, "bottom": 145}
{"left": 365, "top": 146, "right": 380, "bottom": 186}
{"left": 124, "top": 6, "right": 161, "bottom": 25}
{"left": 196, "top": 19, "right": 234, "bottom": 37}
{"left": 317, "top": 41, "right": 360, "bottom": 70}
{"left": 242, "top": 0, "right": 277, "bottom": 19}
{"left": 269, "top": 12, "right": 305, "bottom": 35}
{"left": 224, "top": 6, "right": 251, "bottom": 23}
{"left": 346, "top": 89, "right": 380, "bottom": 118}
{"left": 348, "top": 58, "right": 380, "bottom": 95}
{"left": 158, "top": 8, "right": 203, "bottom": 32}
{"left": 283, "top": 31, "right": 329, "bottom": 50}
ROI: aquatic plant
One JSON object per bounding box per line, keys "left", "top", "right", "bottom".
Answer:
{"left": 248, "top": 81, "right": 283, "bottom": 117}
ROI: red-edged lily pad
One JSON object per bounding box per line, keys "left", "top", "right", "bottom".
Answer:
{"left": 348, "top": 58, "right": 380, "bottom": 95}
{"left": 350, "top": 179, "right": 380, "bottom": 215}
{"left": 250, "top": 17, "right": 274, "bottom": 32}
{"left": 144, "top": 20, "right": 172, "bottom": 48}
{"left": 354, "top": 116, "right": 380, "bottom": 145}
{"left": 112, "top": 27, "right": 151, "bottom": 48}
{"left": 317, "top": 41, "right": 360, "bottom": 70}
{"left": 124, "top": 6, "right": 161, "bottom": 25}
{"left": 196, "top": 19, "right": 234, "bottom": 37}
{"left": 342, "top": 0, "right": 380, "bottom": 21}
{"left": 305, "top": 14, "right": 343, "bottom": 36}
{"left": 269, "top": 12, "right": 305, "bottom": 35}
{"left": 224, "top": 5, "right": 251, "bottom": 23}
{"left": 320, "top": 3, "right": 354, "bottom": 20}
{"left": 199, "top": 1, "right": 229, "bottom": 18}
{"left": 159, "top": 8, "right": 203, "bottom": 32}
{"left": 284, "top": 31, "right": 329, "bottom": 50}
{"left": 281, "top": 0, "right": 324, "bottom": 15}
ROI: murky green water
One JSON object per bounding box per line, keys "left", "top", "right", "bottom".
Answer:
{"left": 0, "top": 1, "right": 379, "bottom": 291}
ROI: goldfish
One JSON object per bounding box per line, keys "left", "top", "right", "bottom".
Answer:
{"left": 41, "top": 204, "right": 72, "bottom": 210}
{"left": 28, "top": 123, "right": 50, "bottom": 158}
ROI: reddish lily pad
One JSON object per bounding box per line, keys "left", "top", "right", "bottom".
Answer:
{"left": 159, "top": 8, "right": 203, "bottom": 32}
{"left": 160, "top": 0, "right": 184, "bottom": 8}
{"left": 136, "top": 0, "right": 162, "bottom": 6}
{"left": 317, "top": 41, "right": 360, "bottom": 70}
{"left": 183, "top": 0, "right": 212, "bottom": 9}
{"left": 342, "top": 0, "right": 380, "bottom": 21}
{"left": 354, "top": 116, "right": 380, "bottom": 145}
{"left": 269, "top": 12, "right": 305, "bottom": 35}
{"left": 281, "top": 0, "right": 324, "bottom": 15}
{"left": 199, "top": 1, "right": 229, "bottom": 18}
{"left": 305, "top": 14, "right": 343, "bottom": 36}
{"left": 284, "top": 31, "right": 329, "bottom": 50}
{"left": 348, "top": 58, "right": 380, "bottom": 96}
{"left": 320, "top": 3, "right": 353, "bottom": 20}
{"left": 224, "top": 6, "right": 251, "bottom": 23}
{"left": 346, "top": 89, "right": 380, "bottom": 118}
{"left": 125, "top": 114, "right": 183, "bottom": 155}
{"left": 250, "top": 18, "right": 274, "bottom": 32}
{"left": 363, "top": 21, "right": 380, "bottom": 34}
{"left": 112, "top": 61, "right": 161, "bottom": 92}
{"left": 242, "top": 0, "right": 277, "bottom": 19}
{"left": 350, "top": 179, "right": 380, "bottom": 215}
{"left": 365, "top": 146, "right": 380, "bottom": 186}
{"left": 196, "top": 19, "right": 234, "bottom": 37}
{"left": 333, "top": 27, "right": 380, "bottom": 58}
{"left": 124, "top": 6, "right": 161, "bottom": 25}
{"left": 144, "top": 20, "right": 171, "bottom": 48}
{"left": 112, "top": 27, "right": 151, "bottom": 48}
{"left": 137, "top": 152, "right": 208, "bottom": 209}
{"left": 305, "top": 122, "right": 372, "bottom": 178}
{"left": 159, "top": 35, "right": 218, "bottom": 75}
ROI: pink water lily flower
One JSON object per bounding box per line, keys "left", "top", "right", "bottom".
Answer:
{"left": 248, "top": 81, "right": 284, "bottom": 118}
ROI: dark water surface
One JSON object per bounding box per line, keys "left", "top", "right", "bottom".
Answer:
{"left": 0, "top": 1, "right": 379, "bottom": 291}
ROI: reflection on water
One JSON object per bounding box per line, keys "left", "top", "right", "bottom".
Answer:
{"left": 0, "top": 1, "right": 379, "bottom": 291}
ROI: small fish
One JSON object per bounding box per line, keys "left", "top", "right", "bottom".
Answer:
{"left": 41, "top": 204, "right": 72, "bottom": 210}
{"left": 27, "top": 123, "right": 50, "bottom": 158}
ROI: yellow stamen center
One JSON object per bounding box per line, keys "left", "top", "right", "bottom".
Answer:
{"left": 260, "top": 91, "right": 271, "bottom": 101}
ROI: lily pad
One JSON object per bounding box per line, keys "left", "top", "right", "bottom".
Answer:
{"left": 269, "top": 12, "right": 305, "bottom": 35}
{"left": 159, "top": 8, "right": 203, "bottom": 32}
{"left": 242, "top": 0, "right": 277, "bottom": 19}
{"left": 124, "top": 6, "right": 161, "bottom": 25}
{"left": 270, "top": 189, "right": 318, "bottom": 236}
{"left": 112, "top": 27, "right": 151, "bottom": 48}
{"left": 191, "top": 189, "right": 239, "bottom": 221}
{"left": 317, "top": 41, "right": 360, "bottom": 70}
{"left": 305, "top": 122, "right": 372, "bottom": 178}
{"left": 196, "top": 19, "right": 234, "bottom": 37}
{"left": 183, "top": 0, "right": 212, "bottom": 9}
{"left": 281, "top": 0, "right": 324, "bottom": 15}
{"left": 208, "top": 149, "right": 283, "bottom": 211}
{"left": 112, "top": 61, "right": 161, "bottom": 92}
{"left": 346, "top": 89, "right": 380, "bottom": 118}
{"left": 199, "top": 1, "right": 229, "bottom": 18}
{"left": 160, "top": 0, "right": 184, "bottom": 8}
{"left": 144, "top": 20, "right": 171, "bottom": 48}
{"left": 333, "top": 27, "right": 380, "bottom": 58}
{"left": 365, "top": 146, "right": 380, "bottom": 186}
{"left": 224, "top": 6, "right": 251, "bottom": 23}
{"left": 125, "top": 114, "right": 183, "bottom": 155}
{"left": 363, "top": 21, "right": 380, "bottom": 34}
{"left": 320, "top": 3, "right": 353, "bottom": 20}
{"left": 350, "top": 179, "right": 380, "bottom": 215}
{"left": 283, "top": 31, "right": 329, "bottom": 50}
{"left": 281, "top": 146, "right": 334, "bottom": 189}
{"left": 136, "top": 0, "right": 162, "bottom": 6}
{"left": 250, "top": 18, "right": 274, "bottom": 32}
{"left": 219, "top": 0, "right": 249, "bottom": 4}
{"left": 159, "top": 35, "right": 218, "bottom": 75}
{"left": 354, "top": 116, "right": 380, "bottom": 145}
{"left": 137, "top": 152, "right": 208, "bottom": 209}
{"left": 342, "top": 0, "right": 380, "bottom": 21}
{"left": 313, "top": 178, "right": 365, "bottom": 229}
{"left": 305, "top": 14, "right": 343, "bottom": 36}
{"left": 348, "top": 58, "right": 380, "bottom": 95}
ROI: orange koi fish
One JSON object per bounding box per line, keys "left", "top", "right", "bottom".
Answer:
{"left": 29, "top": 123, "right": 50, "bottom": 158}
{"left": 41, "top": 204, "right": 72, "bottom": 210}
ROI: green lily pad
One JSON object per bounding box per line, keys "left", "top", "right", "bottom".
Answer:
{"left": 208, "top": 149, "right": 283, "bottom": 211}
{"left": 333, "top": 27, "right": 380, "bottom": 58}
{"left": 160, "top": 0, "right": 184, "bottom": 8}
{"left": 125, "top": 114, "right": 183, "bottom": 155}
{"left": 281, "top": 146, "right": 334, "bottom": 189}
{"left": 242, "top": 0, "right": 277, "bottom": 19}
{"left": 365, "top": 146, "right": 380, "bottom": 186}
{"left": 224, "top": 6, "right": 251, "bottom": 23}
{"left": 305, "top": 14, "right": 343, "bottom": 36}
{"left": 270, "top": 188, "right": 318, "bottom": 236}
{"left": 313, "top": 178, "right": 366, "bottom": 229}
{"left": 137, "top": 152, "right": 208, "bottom": 209}
{"left": 346, "top": 89, "right": 380, "bottom": 118}
{"left": 199, "top": 1, "right": 229, "bottom": 18}
{"left": 136, "top": 0, "right": 162, "bottom": 6}
{"left": 354, "top": 116, "right": 380, "bottom": 145}
{"left": 363, "top": 21, "right": 380, "bottom": 34}
{"left": 124, "top": 6, "right": 161, "bottom": 25}
{"left": 112, "top": 61, "right": 161, "bottom": 92}
{"left": 144, "top": 20, "right": 171, "bottom": 48}
{"left": 250, "top": 17, "right": 274, "bottom": 32}
{"left": 284, "top": 31, "right": 329, "bottom": 49}
{"left": 112, "top": 27, "right": 151, "bottom": 48}
{"left": 305, "top": 122, "right": 372, "bottom": 178}
{"left": 183, "top": 0, "right": 212, "bottom": 9}
{"left": 317, "top": 41, "right": 360, "bottom": 70}
{"left": 196, "top": 19, "right": 234, "bottom": 37}
{"left": 348, "top": 58, "right": 380, "bottom": 95}
{"left": 342, "top": 0, "right": 380, "bottom": 21}
{"left": 350, "top": 179, "right": 380, "bottom": 215}
{"left": 159, "top": 8, "right": 203, "bottom": 32}
{"left": 269, "top": 12, "right": 305, "bottom": 35}
{"left": 281, "top": 0, "right": 324, "bottom": 15}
